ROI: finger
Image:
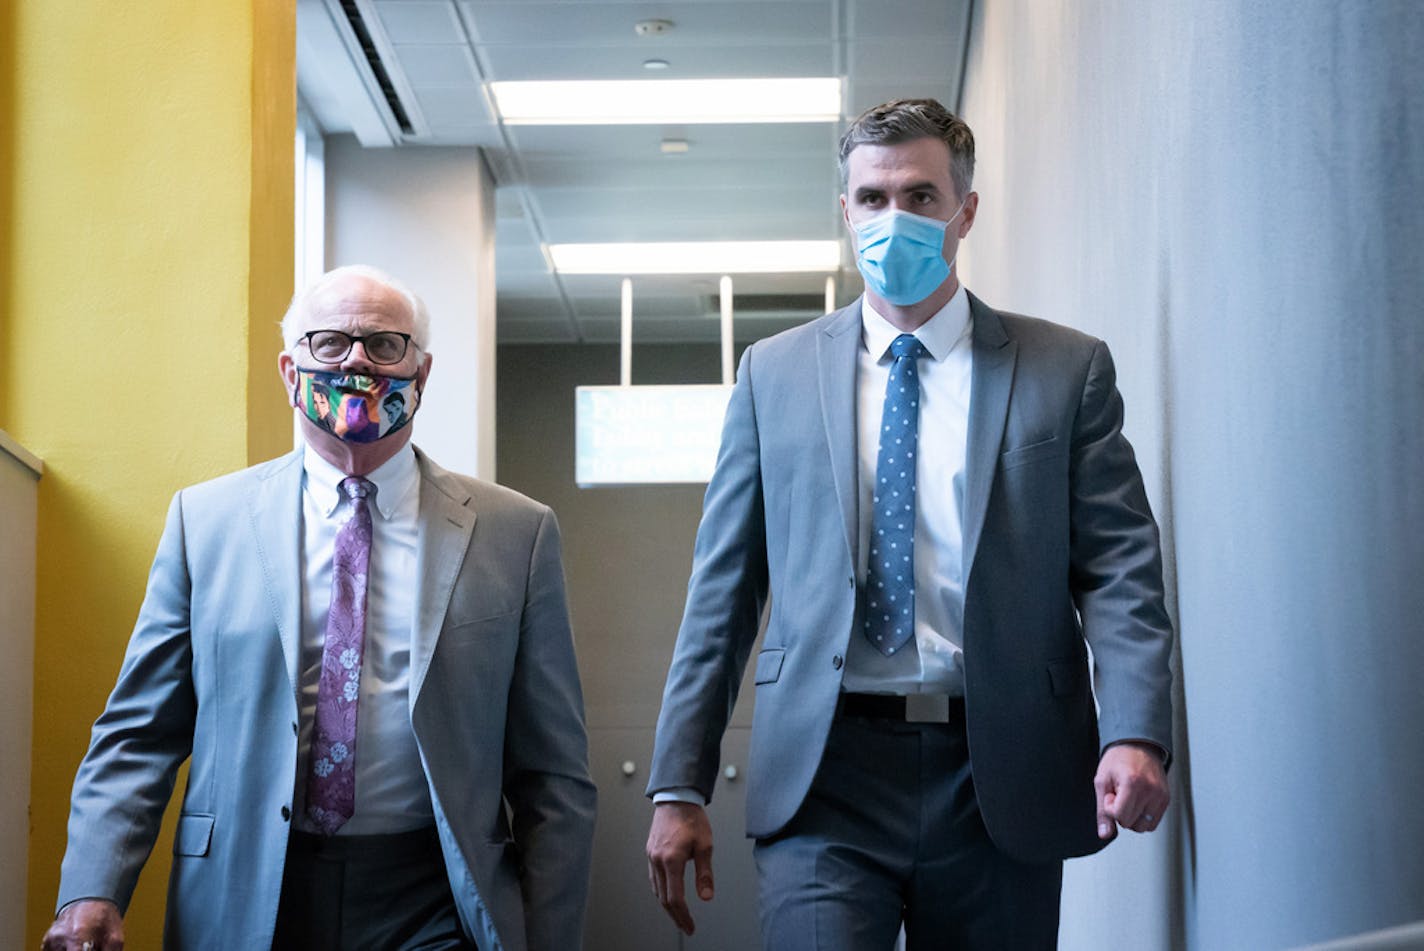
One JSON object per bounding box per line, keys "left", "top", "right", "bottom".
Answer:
{"left": 1096, "top": 783, "right": 1117, "bottom": 840}
{"left": 659, "top": 858, "right": 695, "bottom": 935}
{"left": 692, "top": 841, "right": 715, "bottom": 901}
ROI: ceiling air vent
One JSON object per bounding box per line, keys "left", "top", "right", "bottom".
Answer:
{"left": 336, "top": 0, "right": 413, "bottom": 135}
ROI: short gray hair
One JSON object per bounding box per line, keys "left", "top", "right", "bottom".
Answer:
{"left": 838, "top": 98, "right": 976, "bottom": 200}
{"left": 280, "top": 264, "right": 432, "bottom": 351}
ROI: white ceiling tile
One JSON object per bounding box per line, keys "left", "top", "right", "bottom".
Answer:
{"left": 847, "top": 0, "right": 968, "bottom": 38}
{"left": 393, "top": 44, "right": 482, "bottom": 85}
{"left": 521, "top": 156, "right": 836, "bottom": 191}
{"left": 372, "top": 1, "right": 467, "bottom": 43}
{"left": 505, "top": 122, "right": 837, "bottom": 161}
{"left": 465, "top": 2, "right": 832, "bottom": 47}
{"left": 850, "top": 38, "right": 962, "bottom": 83}
{"left": 412, "top": 86, "right": 495, "bottom": 126}
{"left": 527, "top": 184, "right": 831, "bottom": 224}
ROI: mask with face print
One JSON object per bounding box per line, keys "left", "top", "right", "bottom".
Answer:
{"left": 292, "top": 368, "right": 420, "bottom": 443}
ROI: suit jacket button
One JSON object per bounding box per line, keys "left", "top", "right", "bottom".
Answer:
{"left": 281, "top": 805, "right": 291, "bottom": 821}
{"left": 832, "top": 654, "right": 843, "bottom": 670}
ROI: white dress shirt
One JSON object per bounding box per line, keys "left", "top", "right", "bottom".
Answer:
{"left": 293, "top": 443, "right": 435, "bottom": 834}
{"left": 844, "top": 287, "right": 973, "bottom": 696}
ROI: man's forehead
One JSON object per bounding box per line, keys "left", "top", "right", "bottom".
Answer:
{"left": 303, "top": 277, "right": 413, "bottom": 331}
{"left": 846, "top": 138, "right": 954, "bottom": 187}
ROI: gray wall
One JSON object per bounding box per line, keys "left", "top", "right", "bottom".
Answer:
{"left": 498, "top": 343, "right": 761, "bottom": 950}
{"left": 497, "top": 343, "right": 746, "bottom": 732}
{"left": 960, "top": 2, "right": 1424, "bottom": 948}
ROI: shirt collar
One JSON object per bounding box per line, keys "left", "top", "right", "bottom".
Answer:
{"left": 861, "top": 284, "right": 972, "bottom": 363}
{"left": 302, "top": 442, "right": 418, "bottom": 520}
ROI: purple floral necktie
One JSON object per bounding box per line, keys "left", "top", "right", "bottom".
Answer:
{"left": 306, "top": 476, "right": 374, "bottom": 834}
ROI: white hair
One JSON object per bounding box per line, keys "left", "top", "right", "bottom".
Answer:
{"left": 280, "top": 264, "right": 432, "bottom": 351}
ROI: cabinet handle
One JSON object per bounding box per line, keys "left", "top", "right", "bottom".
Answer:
{"left": 621, "top": 760, "right": 637, "bottom": 777}
{"left": 723, "top": 765, "right": 739, "bottom": 782}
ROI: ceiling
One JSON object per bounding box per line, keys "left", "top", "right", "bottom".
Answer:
{"left": 297, "top": 0, "right": 972, "bottom": 343}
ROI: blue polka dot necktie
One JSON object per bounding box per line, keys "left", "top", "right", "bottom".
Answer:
{"left": 865, "top": 334, "right": 927, "bottom": 656}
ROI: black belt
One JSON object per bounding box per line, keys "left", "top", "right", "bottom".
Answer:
{"left": 288, "top": 825, "right": 440, "bottom": 860}
{"left": 837, "top": 692, "right": 965, "bottom": 724}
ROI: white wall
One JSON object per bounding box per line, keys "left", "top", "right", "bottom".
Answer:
{"left": 324, "top": 138, "right": 498, "bottom": 480}
{"left": 959, "top": 2, "right": 1424, "bottom": 948}
{"left": 0, "top": 431, "right": 41, "bottom": 951}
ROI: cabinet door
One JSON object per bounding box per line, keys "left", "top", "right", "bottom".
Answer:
{"left": 584, "top": 727, "right": 761, "bottom": 951}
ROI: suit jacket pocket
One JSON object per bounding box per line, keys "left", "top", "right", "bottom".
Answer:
{"left": 755, "top": 648, "right": 786, "bottom": 685}
{"left": 1046, "top": 657, "right": 1087, "bottom": 698}
{"left": 1000, "top": 436, "right": 1064, "bottom": 471}
{"left": 173, "top": 813, "right": 215, "bottom": 857}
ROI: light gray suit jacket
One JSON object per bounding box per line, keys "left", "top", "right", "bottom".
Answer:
{"left": 648, "top": 294, "right": 1173, "bottom": 861}
{"left": 57, "top": 448, "right": 596, "bottom": 950}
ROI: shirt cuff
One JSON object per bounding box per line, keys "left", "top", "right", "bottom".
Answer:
{"left": 1105, "top": 738, "right": 1171, "bottom": 767}
{"left": 652, "top": 787, "right": 706, "bottom": 805}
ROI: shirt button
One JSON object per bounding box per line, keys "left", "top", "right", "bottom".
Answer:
{"left": 832, "top": 654, "right": 844, "bottom": 670}
{"left": 291, "top": 722, "right": 298, "bottom": 736}
{"left": 281, "top": 805, "right": 292, "bottom": 821}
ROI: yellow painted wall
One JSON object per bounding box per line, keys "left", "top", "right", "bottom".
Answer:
{"left": 4, "top": 2, "right": 294, "bottom": 946}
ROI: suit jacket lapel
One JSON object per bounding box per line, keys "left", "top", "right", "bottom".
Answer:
{"left": 817, "top": 301, "right": 864, "bottom": 568}
{"left": 962, "top": 292, "right": 1018, "bottom": 579}
{"left": 409, "top": 449, "right": 476, "bottom": 707}
{"left": 249, "top": 451, "right": 305, "bottom": 697}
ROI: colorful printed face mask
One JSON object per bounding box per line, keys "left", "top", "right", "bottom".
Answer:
{"left": 292, "top": 367, "right": 421, "bottom": 444}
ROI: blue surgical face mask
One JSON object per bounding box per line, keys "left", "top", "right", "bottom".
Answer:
{"left": 852, "top": 201, "right": 967, "bottom": 306}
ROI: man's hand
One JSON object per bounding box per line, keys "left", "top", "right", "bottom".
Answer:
{"left": 1095, "top": 741, "right": 1170, "bottom": 840}
{"left": 42, "top": 899, "right": 124, "bottom": 951}
{"left": 646, "top": 801, "right": 715, "bottom": 935}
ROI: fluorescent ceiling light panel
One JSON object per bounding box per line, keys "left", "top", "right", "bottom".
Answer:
{"left": 491, "top": 78, "right": 841, "bottom": 124}
{"left": 549, "top": 241, "right": 842, "bottom": 275}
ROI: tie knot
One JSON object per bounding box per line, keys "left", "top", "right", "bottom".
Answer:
{"left": 340, "top": 477, "right": 375, "bottom": 502}
{"left": 890, "top": 334, "right": 927, "bottom": 361}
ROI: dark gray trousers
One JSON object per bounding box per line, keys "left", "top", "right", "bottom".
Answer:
{"left": 754, "top": 707, "right": 1063, "bottom": 951}
{"left": 272, "top": 826, "right": 474, "bottom": 950}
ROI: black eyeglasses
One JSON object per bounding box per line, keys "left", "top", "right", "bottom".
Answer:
{"left": 300, "top": 330, "right": 414, "bottom": 366}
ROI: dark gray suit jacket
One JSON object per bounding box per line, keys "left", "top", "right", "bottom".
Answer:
{"left": 647, "top": 293, "right": 1173, "bottom": 862}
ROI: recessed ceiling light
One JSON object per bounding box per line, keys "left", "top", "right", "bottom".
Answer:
{"left": 660, "top": 138, "right": 690, "bottom": 154}
{"left": 491, "top": 78, "right": 842, "bottom": 125}
{"left": 548, "top": 241, "right": 842, "bottom": 275}
{"left": 643, "top": 58, "right": 671, "bottom": 70}
{"left": 634, "top": 19, "right": 675, "bottom": 37}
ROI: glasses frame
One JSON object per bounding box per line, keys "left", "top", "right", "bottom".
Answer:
{"left": 299, "top": 330, "right": 415, "bottom": 366}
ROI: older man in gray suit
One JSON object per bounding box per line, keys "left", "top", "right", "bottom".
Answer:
{"left": 645, "top": 99, "right": 1174, "bottom": 948}
{"left": 44, "top": 266, "right": 595, "bottom": 951}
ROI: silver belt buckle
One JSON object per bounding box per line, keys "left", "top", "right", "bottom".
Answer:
{"left": 904, "top": 694, "right": 951, "bottom": 723}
